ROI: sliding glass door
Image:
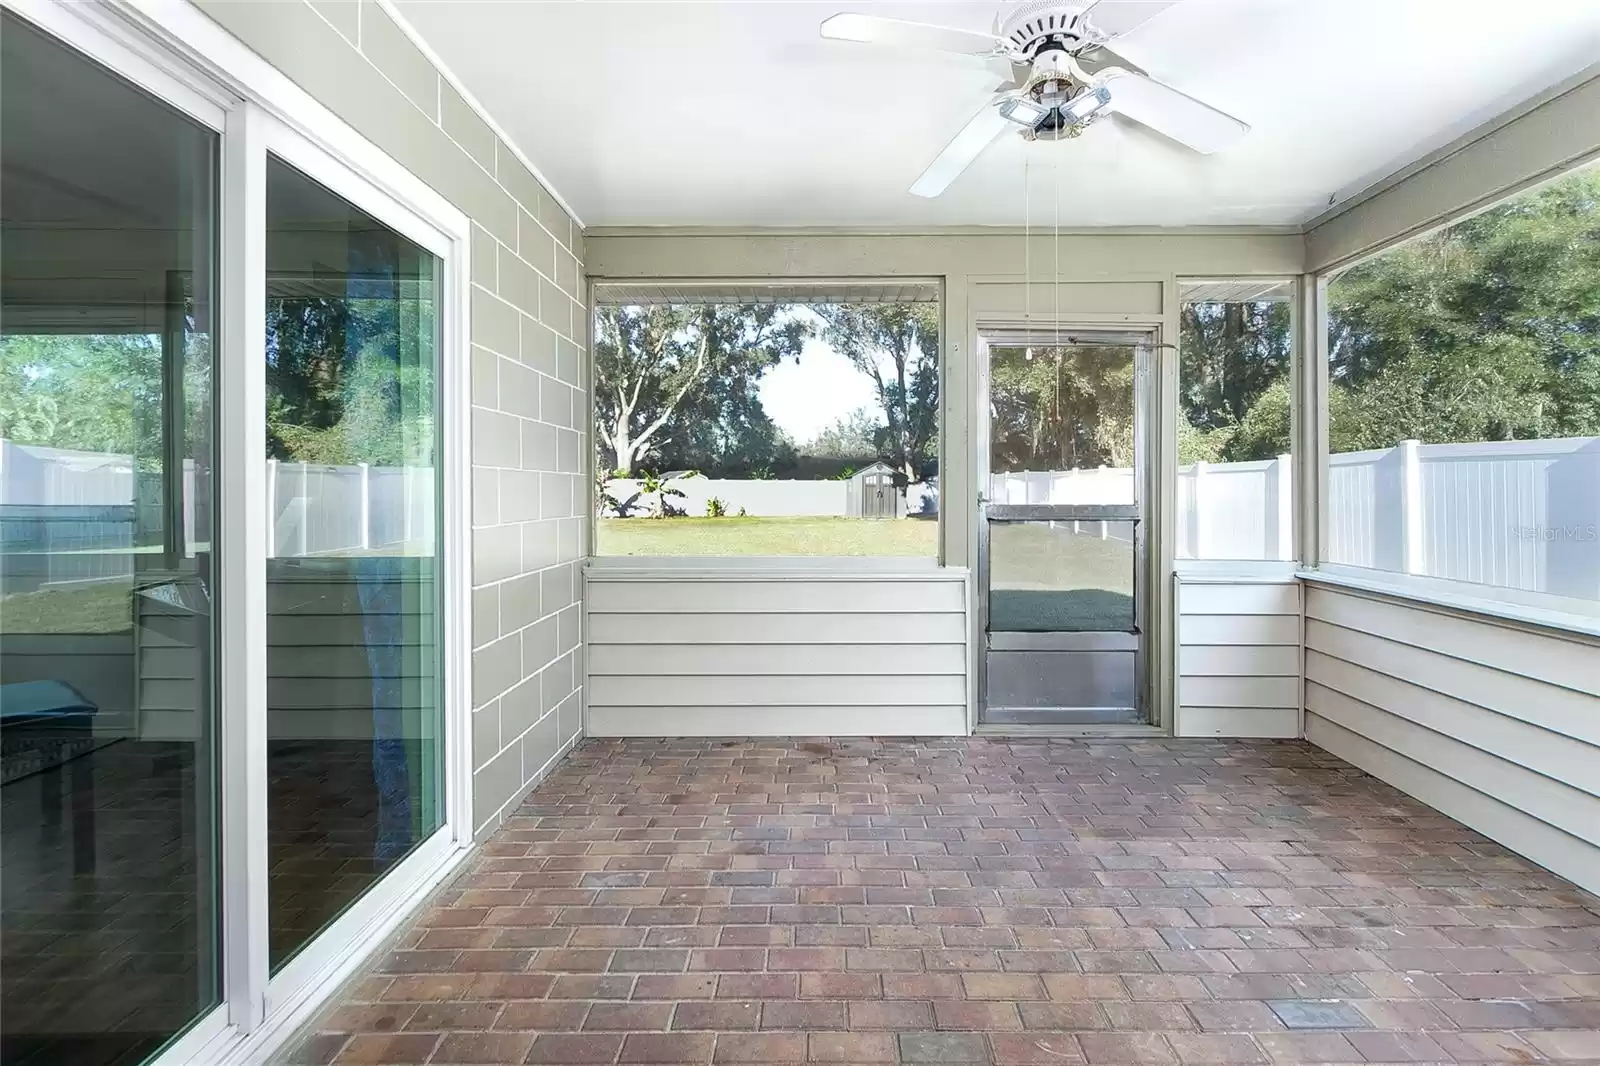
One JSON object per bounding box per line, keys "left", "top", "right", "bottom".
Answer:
{"left": 1, "top": 11, "right": 221, "bottom": 1065}
{"left": 263, "top": 156, "right": 444, "bottom": 970}
{"left": 0, "top": 5, "right": 467, "bottom": 1063}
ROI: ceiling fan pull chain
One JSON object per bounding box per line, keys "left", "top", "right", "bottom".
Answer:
{"left": 1024, "top": 154, "right": 1032, "bottom": 360}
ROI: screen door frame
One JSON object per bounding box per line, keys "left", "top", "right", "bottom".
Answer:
{"left": 976, "top": 327, "right": 1158, "bottom": 725}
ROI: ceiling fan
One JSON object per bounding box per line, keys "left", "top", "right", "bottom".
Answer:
{"left": 820, "top": 0, "right": 1250, "bottom": 197}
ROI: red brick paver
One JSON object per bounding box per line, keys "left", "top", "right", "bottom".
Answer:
{"left": 281, "top": 738, "right": 1600, "bottom": 1065}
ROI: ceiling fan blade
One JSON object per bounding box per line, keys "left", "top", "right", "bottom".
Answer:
{"left": 986, "top": 55, "right": 1032, "bottom": 86}
{"left": 1081, "top": 0, "right": 1183, "bottom": 39}
{"left": 910, "top": 100, "right": 1011, "bottom": 198}
{"left": 820, "top": 13, "right": 1004, "bottom": 56}
{"left": 1074, "top": 41, "right": 1135, "bottom": 73}
{"left": 1098, "top": 68, "right": 1248, "bottom": 154}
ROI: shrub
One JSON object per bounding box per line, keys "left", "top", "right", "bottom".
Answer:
{"left": 597, "top": 468, "right": 639, "bottom": 518}
{"left": 637, "top": 469, "right": 699, "bottom": 518}
{"left": 705, "top": 497, "right": 728, "bottom": 518}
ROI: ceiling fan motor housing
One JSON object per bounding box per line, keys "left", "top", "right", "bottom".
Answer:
{"left": 1002, "top": 5, "right": 1108, "bottom": 141}
{"left": 999, "top": 1, "right": 1101, "bottom": 61}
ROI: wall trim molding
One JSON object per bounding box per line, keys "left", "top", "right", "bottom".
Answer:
{"left": 373, "top": 0, "right": 585, "bottom": 229}
{"left": 585, "top": 224, "right": 1305, "bottom": 239}
{"left": 1304, "top": 61, "right": 1600, "bottom": 235}
{"left": 1300, "top": 568, "right": 1600, "bottom": 644}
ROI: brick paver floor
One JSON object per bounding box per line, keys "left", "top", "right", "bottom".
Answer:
{"left": 282, "top": 738, "right": 1600, "bottom": 1065}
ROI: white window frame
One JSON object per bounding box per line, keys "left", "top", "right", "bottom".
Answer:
{"left": 1172, "top": 275, "right": 1302, "bottom": 574}
{"left": 586, "top": 277, "right": 948, "bottom": 569}
{"left": 0, "top": 3, "right": 475, "bottom": 1064}
{"left": 1311, "top": 160, "right": 1600, "bottom": 635}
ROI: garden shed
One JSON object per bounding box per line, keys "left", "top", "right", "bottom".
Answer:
{"left": 843, "top": 461, "right": 902, "bottom": 519}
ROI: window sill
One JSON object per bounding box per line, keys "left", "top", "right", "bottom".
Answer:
{"left": 1297, "top": 565, "right": 1600, "bottom": 641}
{"left": 585, "top": 556, "right": 964, "bottom": 581}
{"left": 1173, "top": 560, "right": 1299, "bottom": 583}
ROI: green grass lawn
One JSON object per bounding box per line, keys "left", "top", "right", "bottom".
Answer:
{"left": 1, "top": 581, "right": 132, "bottom": 635}
{"left": 990, "top": 522, "right": 1134, "bottom": 631}
{"left": 598, "top": 517, "right": 1131, "bottom": 628}
{"left": 6, "top": 522, "right": 1130, "bottom": 632}
{"left": 598, "top": 516, "right": 939, "bottom": 557}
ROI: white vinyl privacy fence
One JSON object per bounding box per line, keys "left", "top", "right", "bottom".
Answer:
{"left": 992, "top": 438, "right": 1599, "bottom": 599}
{"left": 1178, "top": 457, "right": 1294, "bottom": 560}
{"left": 1328, "top": 437, "right": 1600, "bottom": 599}
{"left": 1, "top": 439, "right": 434, "bottom": 590}
{"left": 986, "top": 461, "right": 1292, "bottom": 556}
{"left": 12, "top": 437, "right": 1597, "bottom": 596}
{"left": 263, "top": 458, "right": 434, "bottom": 558}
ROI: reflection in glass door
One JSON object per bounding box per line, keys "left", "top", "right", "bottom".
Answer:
{"left": 264, "top": 156, "right": 443, "bottom": 970}
{"left": 2, "top": 6, "right": 467, "bottom": 1059}
{"left": 980, "top": 339, "right": 1148, "bottom": 725}
{"left": 0, "top": 11, "right": 221, "bottom": 1064}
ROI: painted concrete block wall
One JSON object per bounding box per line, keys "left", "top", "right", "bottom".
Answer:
{"left": 194, "top": 0, "right": 587, "bottom": 836}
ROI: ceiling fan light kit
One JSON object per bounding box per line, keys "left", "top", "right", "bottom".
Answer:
{"left": 1002, "top": 82, "right": 1112, "bottom": 140}
{"left": 820, "top": 0, "right": 1250, "bottom": 197}
{"left": 997, "top": 95, "right": 1050, "bottom": 127}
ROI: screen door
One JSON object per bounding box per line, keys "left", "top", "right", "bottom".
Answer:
{"left": 979, "top": 334, "right": 1150, "bottom": 725}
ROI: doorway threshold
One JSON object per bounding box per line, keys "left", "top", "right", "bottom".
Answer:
{"left": 973, "top": 722, "right": 1166, "bottom": 738}
{"left": 983, "top": 706, "right": 1143, "bottom": 726}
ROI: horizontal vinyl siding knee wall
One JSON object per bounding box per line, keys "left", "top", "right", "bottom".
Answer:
{"left": 197, "top": 0, "right": 587, "bottom": 837}
{"left": 1174, "top": 578, "right": 1302, "bottom": 738}
{"left": 584, "top": 569, "right": 971, "bottom": 737}
{"left": 1302, "top": 584, "right": 1600, "bottom": 896}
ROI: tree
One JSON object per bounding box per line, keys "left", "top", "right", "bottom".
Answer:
{"left": 593, "top": 305, "right": 809, "bottom": 476}
{"left": 0, "top": 321, "right": 217, "bottom": 468}
{"left": 1178, "top": 298, "right": 1291, "bottom": 462}
{"left": 989, "top": 345, "right": 1134, "bottom": 472}
{"left": 1, "top": 333, "right": 164, "bottom": 455}
{"left": 817, "top": 304, "right": 939, "bottom": 482}
{"left": 802, "top": 407, "right": 882, "bottom": 459}
{"left": 265, "top": 280, "right": 437, "bottom": 466}
{"left": 1326, "top": 167, "right": 1600, "bottom": 449}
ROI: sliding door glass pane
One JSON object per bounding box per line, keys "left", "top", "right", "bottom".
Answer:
{"left": 265, "top": 156, "right": 442, "bottom": 970}
{"left": 1, "top": 11, "right": 219, "bottom": 1064}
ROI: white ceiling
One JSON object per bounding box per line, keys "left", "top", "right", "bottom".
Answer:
{"left": 393, "top": 0, "right": 1600, "bottom": 230}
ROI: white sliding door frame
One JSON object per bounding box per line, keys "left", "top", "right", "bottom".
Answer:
{"left": 243, "top": 112, "right": 475, "bottom": 1060}
{"left": 218, "top": 99, "right": 271, "bottom": 1039}
{"left": 0, "top": 3, "right": 476, "bottom": 1065}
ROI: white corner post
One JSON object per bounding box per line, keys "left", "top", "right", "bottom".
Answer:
{"left": 1191, "top": 460, "right": 1208, "bottom": 558}
{"left": 1398, "top": 438, "right": 1423, "bottom": 575}
{"left": 264, "top": 457, "right": 278, "bottom": 560}
{"left": 1272, "top": 453, "right": 1293, "bottom": 561}
{"left": 297, "top": 460, "right": 310, "bottom": 557}
{"left": 357, "top": 461, "right": 371, "bottom": 550}
{"left": 1372, "top": 437, "right": 1423, "bottom": 574}
{"left": 1290, "top": 275, "right": 1327, "bottom": 569}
